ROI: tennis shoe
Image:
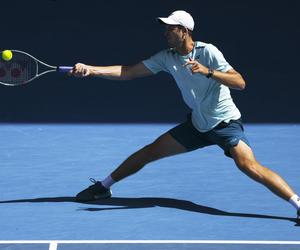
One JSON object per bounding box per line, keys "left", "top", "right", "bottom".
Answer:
{"left": 76, "top": 178, "right": 112, "bottom": 202}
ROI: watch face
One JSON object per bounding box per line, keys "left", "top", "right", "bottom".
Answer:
{"left": 206, "top": 69, "right": 213, "bottom": 78}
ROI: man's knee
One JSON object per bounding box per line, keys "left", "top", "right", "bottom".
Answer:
{"left": 231, "top": 140, "right": 264, "bottom": 181}
{"left": 141, "top": 143, "right": 164, "bottom": 163}
{"left": 235, "top": 158, "right": 264, "bottom": 182}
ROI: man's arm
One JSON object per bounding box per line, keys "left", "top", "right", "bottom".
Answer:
{"left": 184, "top": 60, "right": 246, "bottom": 90}
{"left": 69, "top": 62, "right": 154, "bottom": 80}
{"left": 208, "top": 68, "right": 246, "bottom": 90}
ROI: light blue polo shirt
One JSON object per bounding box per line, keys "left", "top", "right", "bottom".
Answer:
{"left": 142, "top": 41, "right": 241, "bottom": 132}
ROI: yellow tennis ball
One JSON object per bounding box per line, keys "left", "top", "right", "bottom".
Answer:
{"left": 2, "top": 50, "right": 13, "bottom": 61}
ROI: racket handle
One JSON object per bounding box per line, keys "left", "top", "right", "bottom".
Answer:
{"left": 57, "top": 66, "right": 73, "bottom": 73}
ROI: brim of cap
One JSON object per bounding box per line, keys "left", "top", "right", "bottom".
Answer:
{"left": 156, "top": 17, "right": 180, "bottom": 26}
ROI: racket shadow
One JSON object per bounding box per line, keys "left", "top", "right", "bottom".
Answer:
{"left": 0, "top": 196, "right": 298, "bottom": 225}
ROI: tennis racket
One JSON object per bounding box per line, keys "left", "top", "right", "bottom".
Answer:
{"left": 0, "top": 50, "right": 73, "bottom": 86}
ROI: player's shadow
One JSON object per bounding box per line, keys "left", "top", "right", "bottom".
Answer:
{"left": 0, "top": 196, "right": 298, "bottom": 226}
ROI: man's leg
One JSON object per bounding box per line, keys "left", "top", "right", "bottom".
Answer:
{"left": 76, "top": 132, "right": 187, "bottom": 201}
{"left": 104, "top": 113, "right": 207, "bottom": 186}
{"left": 230, "top": 140, "right": 295, "bottom": 201}
{"left": 111, "top": 132, "right": 187, "bottom": 182}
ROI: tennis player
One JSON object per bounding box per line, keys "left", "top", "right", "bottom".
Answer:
{"left": 70, "top": 10, "right": 300, "bottom": 220}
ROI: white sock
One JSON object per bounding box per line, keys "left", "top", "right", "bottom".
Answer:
{"left": 101, "top": 175, "right": 116, "bottom": 189}
{"left": 289, "top": 194, "right": 300, "bottom": 210}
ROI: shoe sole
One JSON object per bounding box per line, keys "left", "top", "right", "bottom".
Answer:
{"left": 76, "top": 190, "right": 112, "bottom": 202}
{"left": 94, "top": 190, "right": 112, "bottom": 200}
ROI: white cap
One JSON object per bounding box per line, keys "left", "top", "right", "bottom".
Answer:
{"left": 157, "top": 10, "right": 194, "bottom": 31}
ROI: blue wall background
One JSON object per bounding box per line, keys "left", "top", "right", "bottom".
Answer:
{"left": 0, "top": 0, "right": 299, "bottom": 123}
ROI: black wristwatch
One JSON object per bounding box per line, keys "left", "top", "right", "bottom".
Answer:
{"left": 206, "top": 68, "right": 214, "bottom": 78}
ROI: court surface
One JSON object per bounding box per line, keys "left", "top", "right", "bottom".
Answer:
{"left": 0, "top": 123, "right": 299, "bottom": 248}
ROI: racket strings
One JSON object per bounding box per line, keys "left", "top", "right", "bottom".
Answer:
{"left": 0, "top": 52, "right": 37, "bottom": 85}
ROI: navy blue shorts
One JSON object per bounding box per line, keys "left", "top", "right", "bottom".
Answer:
{"left": 168, "top": 114, "right": 251, "bottom": 158}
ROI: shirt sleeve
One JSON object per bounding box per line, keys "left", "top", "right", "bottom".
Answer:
{"left": 142, "top": 50, "right": 169, "bottom": 74}
{"left": 204, "top": 44, "right": 233, "bottom": 72}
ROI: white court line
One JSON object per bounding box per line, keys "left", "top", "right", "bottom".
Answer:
{"left": 49, "top": 242, "right": 57, "bottom": 250}
{"left": 1, "top": 240, "right": 300, "bottom": 244}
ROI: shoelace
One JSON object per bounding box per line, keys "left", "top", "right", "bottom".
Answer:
{"left": 89, "top": 178, "right": 98, "bottom": 184}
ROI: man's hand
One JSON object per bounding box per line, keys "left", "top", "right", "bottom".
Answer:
{"left": 69, "top": 63, "right": 91, "bottom": 77}
{"left": 183, "top": 58, "right": 208, "bottom": 75}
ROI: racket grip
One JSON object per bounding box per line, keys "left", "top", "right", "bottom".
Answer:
{"left": 57, "top": 66, "right": 73, "bottom": 73}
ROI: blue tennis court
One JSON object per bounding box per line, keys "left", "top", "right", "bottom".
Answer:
{"left": 0, "top": 123, "right": 299, "bottom": 243}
